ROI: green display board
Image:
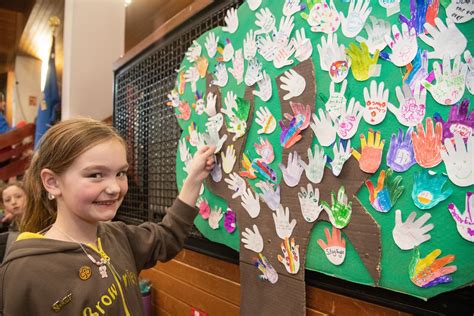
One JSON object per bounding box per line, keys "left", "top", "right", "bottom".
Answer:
{"left": 172, "top": 0, "right": 473, "bottom": 301}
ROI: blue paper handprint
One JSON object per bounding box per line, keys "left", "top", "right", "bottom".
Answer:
{"left": 412, "top": 170, "right": 453, "bottom": 210}
{"left": 399, "top": 0, "right": 431, "bottom": 35}
{"left": 386, "top": 128, "right": 416, "bottom": 172}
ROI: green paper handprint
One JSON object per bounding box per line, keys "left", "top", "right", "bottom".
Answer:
{"left": 321, "top": 186, "right": 352, "bottom": 229}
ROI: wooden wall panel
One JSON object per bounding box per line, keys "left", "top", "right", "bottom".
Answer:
{"left": 124, "top": 0, "right": 195, "bottom": 52}
{"left": 141, "top": 249, "right": 410, "bottom": 316}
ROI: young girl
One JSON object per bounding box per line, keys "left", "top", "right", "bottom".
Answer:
{"left": 0, "top": 183, "right": 26, "bottom": 262}
{"left": 1, "top": 182, "right": 27, "bottom": 231}
{"left": 0, "top": 118, "right": 215, "bottom": 315}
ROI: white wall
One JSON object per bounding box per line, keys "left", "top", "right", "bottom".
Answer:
{"left": 13, "top": 56, "right": 42, "bottom": 125}
{"left": 62, "top": 0, "right": 125, "bottom": 120}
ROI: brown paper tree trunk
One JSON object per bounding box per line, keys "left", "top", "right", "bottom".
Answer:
{"left": 204, "top": 59, "right": 381, "bottom": 315}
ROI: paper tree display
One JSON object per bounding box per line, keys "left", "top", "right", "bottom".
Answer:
{"left": 171, "top": 0, "right": 473, "bottom": 313}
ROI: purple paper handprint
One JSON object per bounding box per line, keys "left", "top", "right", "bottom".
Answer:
{"left": 387, "top": 128, "right": 416, "bottom": 172}
{"left": 433, "top": 99, "right": 474, "bottom": 143}
{"left": 399, "top": 0, "right": 430, "bottom": 36}
{"left": 279, "top": 117, "right": 303, "bottom": 148}
{"left": 404, "top": 49, "right": 432, "bottom": 92}
{"left": 224, "top": 208, "right": 236, "bottom": 233}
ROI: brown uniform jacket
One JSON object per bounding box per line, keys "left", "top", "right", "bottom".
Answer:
{"left": 0, "top": 198, "right": 197, "bottom": 315}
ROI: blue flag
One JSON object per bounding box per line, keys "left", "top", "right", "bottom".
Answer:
{"left": 34, "top": 36, "right": 60, "bottom": 147}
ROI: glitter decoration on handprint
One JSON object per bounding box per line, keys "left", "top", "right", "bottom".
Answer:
{"left": 409, "top": 248, "right": 457, "bottom": 288}
{"left": 412, "top": 171, "right": 452, "bottom": 210}
{"left": 317, "top": 226, "right": 346, "bottom": 265}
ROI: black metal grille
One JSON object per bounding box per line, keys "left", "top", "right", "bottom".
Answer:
{"left": 113, "top": 0, "right": 242, "bottom": 225}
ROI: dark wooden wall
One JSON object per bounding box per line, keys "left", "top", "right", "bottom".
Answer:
{"left": 125, "top": 0, "right": 195, "bottom": 52}
{"left": 141, "top": 249, "right": 410, "bottom": 315}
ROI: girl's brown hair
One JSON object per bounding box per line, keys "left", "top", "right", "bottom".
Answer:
{"left": 20, "top": 118, "right": 125, "bottom": 233}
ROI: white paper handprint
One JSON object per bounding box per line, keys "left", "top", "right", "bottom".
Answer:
{"left": 294, "top": 28, "right": 313, "bottom": 62}
{"left": 204, "top": 32, "right": 218, "bottom": 58}
{"left": 255, "top": 106, "right": 276, "bottom": 134}
{"left": 339, "top": 0, "right": 372, "bottom": 38}
{"left": 256, "top": 181, "right": 280, "bottom": 211}
{"left": 310, "top": 109, "right": 337, "bottom": 147}
{"left": 392, "top": 209, "right": 433, "bottom": 250}
{"left": 363, "top": 80, "right": 389, "bottom": 125}
{"left": 325, "top": 80, "right": 347, "bottom": 120}
{"left": 241, "top": 188, "right": 261, "bottom": 219}
{"left": 241, "top": 225, "right": 264, "bottom": 253}
{"left": 298, "top": 183, "right": 324, "bottom": 222}
{"left": 356, "top": 16, "right": 390, "bottom": 54}
{"left": 273, "top": 204, "right": 297, "bottom": 239}
{"left": 336, "top": 97, "right": 363, "bottom": 140}
{"left": 389, "top": 83, "right": 426, "bottom": 127}
{"left": 422, "top": 55, "right": 467, "bottom": 106}
{"left": 208, "top": 207, "right": 223, "bottom": 230}
{"left": 280, "top": 69, "right": 306, "bottom": 100}
{"left": 224, "top": 172, "right": 247, "bottom": 199}
{"left": 331, "top": 140, "right": 351, "bottom": 176}
{"left": 441, "top": 134, "right": 474, "bottom": 187}
{"left": 299, "top": 144, "right": 327, "bottom": 184}
{"left": 244, "top": 30, "right": 257, "bottom": 61}
{"left": 280, "top": 151, "right": 304, "bottom": 187}
{"left": 223, "top": 8, "right": 239, "bottom": 34}
{"left": 221, "top": 145, "right": 236, "bottom": 174}
{"left": 420, "top": 18, "right": 467, "bottom": 60}
{"left": 253, "top": 71, "right": 272, "bottom": 102}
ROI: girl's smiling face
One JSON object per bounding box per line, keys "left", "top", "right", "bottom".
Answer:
{"left": 54, "top": 139, "right": 129, "bottom": 224}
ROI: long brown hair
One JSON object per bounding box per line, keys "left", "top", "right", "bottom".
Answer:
{"left": 21, "top": 117, "right": 126, "bottom": 233}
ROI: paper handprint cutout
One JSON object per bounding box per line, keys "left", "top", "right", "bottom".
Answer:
{"left": 389, "top": 83, "right": 426, "bottom": 127}
{"left": 277, "top": 237, "right": 300, "bottom": 274}
{"left": 422, "top": 55, "right": 467, "bottom": 106}
{"left": 387, "top": 128, "right": 416, "bottom": 172}
{"left": 224, "top": 208, "right": 237, "bottom": 233}
{"left": 448, "top": 192, "right": 474, "bottom": 242}
{"left": 433, "top": 99, "right": 474, "bottom": 143}
{"left": 365, "top": 169, "right": 404, "bottom": 213}
{"left": 363, "top": 80, "right": 389, "bottom": 125}
{"left": 441, "top": 134, "right": 474, "bottom": 187}
{"left": 409, "top": 248, "right": 457, "bottom": 288}
{"left": 317, "top": 226, "right": 346, "bottom": 266}
{"left": 331, "top": 140, "right": 351, "bottom": 176}
{"left": 412, "top": 171, "right": 453, "bottom": 210}
{"left": 393, "top": 210, "right": 433, "bottom": 250}
{"left": 242, "top": 225, "right": 264, "bottom": 253}
{"left": 298, "top": 183, "right": 324, "bottom": 222}
{"left": 254, "top": 253, "right": 279, "bottom": 284}
{"left": 321, "top": 186, "right": 352, "bottom": 229}
{"left": 411, "top": 118, "right": 443, "bottom": 168}
{"left": 352, "top": 129, "right": 385, "bottom": 174}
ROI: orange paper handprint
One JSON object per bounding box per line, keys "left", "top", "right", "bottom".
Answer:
{"left": 317, "top": 226, "right": 346, "bottom": 266}
{"left": 411, "top": 118, "right": 443, "bottom": 168}
{"left": 352, "top": 128, "right": 385, "bottom": 173}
